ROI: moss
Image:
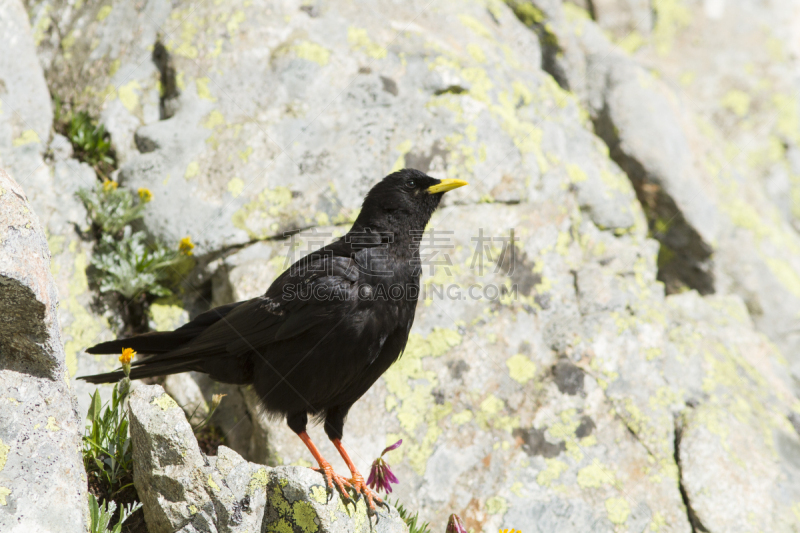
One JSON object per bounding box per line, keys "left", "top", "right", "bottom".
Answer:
{"left": 310, "top": 485, "right": 327, "bottom": 505}
{"left": 652, "top": 0, "right": 691, "bottom": 56}
{"left": 509, "top": 2, "right": 545, "bottom": 26}
{"left": 203, "top": 110, "right": 225, "bottom": 129}
{"left": 506, "top": 353, "right": 536, "bottom": 384}
{"left": 721, "top": 90, "right": 751, "bottom": 117}
{"left": 292, "top": 501, "right": 319, "bottom": 532}
{"left": 227, "top": 177, "right": 245, "bottom": 198}
{"left": 294, "top": 41, "right": 331, "bottom": 65}
{"left": 347, "top": 27, "right": 386, "bottom": 59}
{"left": 118, "top": 80, "right": 141, "bottom": 113}
{"left": 46, "top": 417, "right": 60, "bottom": 431}
{"left": 466, "top": 43, "right": 486, "bottom": 63}
{"left": 576, "top": 458, "right": 615, "bottom": 488}
{"left": 231, "top": 186, "right": 295, "bottom": 239}
{"left": 63, "top": 250, "right": 107, "bottom": 377}
{"left": 149, "top": 298, "right": 186, "bottom": 332}
{"left": 249, "top": 468, "right": 269, "bottom": 494}
{"left": 485, "top": 495, "right": 508, "bottom": 515}
{"left": 458, "top": 14, "right": 492, "bottom": 38}
{"left": 12, "top": 130, "right": 40, "bottom": 147}
{"left": 452, "top": 410, "right": 473, "bottom": 425}
{"left": 0, "top": 439, "right": 9, "bottom": 472}
{"left": 266, "top": 519, "right": 294, "bottom": 533}
{"left": 184, "top": 161, "right": 199, "bottom": 179}
{"left": 605, "top": 497, "right": 630, "bottom": 524}
{"left": 650, "top": 511, "right": 667, "bottom": 531}
{"left": 151, "top": 393, "right": 179, "bottom": 411}
{"left": 536, "top": 458, "right": 567, "bottom": 486}
{"left": 566, "top": 163, "right": 588, "bottom": 183}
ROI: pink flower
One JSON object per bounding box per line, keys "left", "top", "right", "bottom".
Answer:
{"left": 446, "top": 514, "right": 467, "bottom": 533}
{"left": 367, "top": 439, "right": 402, "bottom": 493}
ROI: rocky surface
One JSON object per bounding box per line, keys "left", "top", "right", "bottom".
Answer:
{"left": 2, "top": 0, "right": 800, "bottom": 531}
{"left": 128, "top": 383, "right": 408, "bottom": 533}
{"left": 2, "top": 0, "right": 116, "bottom": 421}
{"left": 0, "top": 168, "right": 87, "bottom": 532}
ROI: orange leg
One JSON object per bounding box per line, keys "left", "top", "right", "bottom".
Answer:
{"left": 297, "top": 431, "right": 352, "bottom": 502}
{"left": 331, "top": 438, "right": 384, "bottom": 511}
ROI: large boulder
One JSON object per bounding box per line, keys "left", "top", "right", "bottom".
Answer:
{"left": 128, "top": 383, "right": 408, "bottom": 533}
{"left": 0, "top": 168, "right": 87, "bottom": 532}
{"left": 1, "top": 0, "right": 116, "bottom": 419}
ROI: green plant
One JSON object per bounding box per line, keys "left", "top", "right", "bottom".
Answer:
{"left": 77, "top": 182, "right": 147, "bottom": 235}
{"left": 54, "top": 97, "right": 116, "bottom": 178}
{"left": 91, "top": 226, "right": 193, "bottom": 300}
{"left": 83, "top": 384, "right": 134, "bottom": 502}
{"left": 392, "top": 500, "right": 432, "bottom": 533}
{"left": 88, "top": 493, "right": 142, "bottom": 533}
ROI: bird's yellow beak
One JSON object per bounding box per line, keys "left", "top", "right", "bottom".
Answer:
{"left": 426, "top": 178, "right": 469, "bottom": 194}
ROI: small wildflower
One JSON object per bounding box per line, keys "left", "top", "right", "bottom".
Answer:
{"left": 210, "top": 394, "right": 226, "bottom": 411}
{"left": 179, "top": 236, "right": 195, "bottom": 256}
{"left": 367, "top": 439, "right": 402, "bottom": 494}
{"left": 118, "top": 347, "right": 135, "bottom": 398}
{"left": 446, "top": 514, "right": 467, "bottom": 533}
{"left": 119, "top": 347, "right": 136, "bottom": 366}
{"left": 137, "top": 187, "right": 153, "bottom": 203}
{"left": 102, "top": 180, "right": 118, "bottom": 192}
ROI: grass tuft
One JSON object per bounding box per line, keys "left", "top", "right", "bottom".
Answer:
{"left": 391, "top": 499, "right": 432, "bottom": 533}
{"left": 83, "top": 385, "right": 135, "bottom": 503}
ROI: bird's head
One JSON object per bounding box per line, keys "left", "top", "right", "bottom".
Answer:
{"left": 353, "top": 169, "right": 468, "bottom": 234}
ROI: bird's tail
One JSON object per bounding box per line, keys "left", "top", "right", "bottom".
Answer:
{"left": 79, "top": 302, "right": 243, "bottom": 384}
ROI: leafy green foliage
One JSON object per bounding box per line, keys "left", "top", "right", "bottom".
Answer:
{"left": 83, "top": 385, "right": 134, "bottom": 502}
{"left": 76, "top": 183, "right": 195, "bottom": 302}
{"left": 54, "top": 98, "right": 116, "bottom": 179}
{"left": 391, "top": 500, "right": 432, "bottom": 533}
{"left": 92, "top": 226, "right": 192, "bottom": 299}
{"left": 88, "top": 493, "right": 141, "bottom": 533}
{"left": 76, "top": 183, "right": 146, "bottom": 236}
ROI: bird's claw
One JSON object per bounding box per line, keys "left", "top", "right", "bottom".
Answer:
{"left": 313, "top": 465, "right": 353, "bottom": 503}
{"left": 347, "top": 473, "right": 384, "bottom": 513}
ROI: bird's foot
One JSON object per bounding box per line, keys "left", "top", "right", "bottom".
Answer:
{"left": 312, "top": 463, "right": 353, "bottom": 503}
{"left": 348, "top": 472, "right": 386, "bottom": 513}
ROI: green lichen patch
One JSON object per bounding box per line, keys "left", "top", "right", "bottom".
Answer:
{"left": 151, "top": 393, "right": 179, "bottom": 411}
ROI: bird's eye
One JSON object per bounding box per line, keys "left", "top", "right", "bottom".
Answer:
{"left": 405, "top": 180, "right": 416, "bottom": 189}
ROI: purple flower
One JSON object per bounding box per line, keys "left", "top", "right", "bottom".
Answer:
{"left": 367, "top": 439, "right": 402, "bottom": 493}
{"left": 446, "top": 514, "right": 467, "bottom": 533}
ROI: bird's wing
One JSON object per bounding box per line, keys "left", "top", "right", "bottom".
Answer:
{"left": 129, "top": 250, "right": 362, "bottom": 368}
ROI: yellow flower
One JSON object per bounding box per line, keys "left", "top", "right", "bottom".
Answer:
{"left": 137, "top": 188, "right": 153, "bottom": 203}
{"left": 179, "top": 236, "right": 195, "bottom": 256}
{"left": 119, "top": 348, "right": 136, "bottom": 365}
{"left": 102, "top": 180, "right": 118, "bottom": 192}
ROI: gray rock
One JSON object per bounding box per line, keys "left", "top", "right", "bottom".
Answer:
{"left": 0, "top": 0, "right": 52, "bottom": 174}
{"left": 1, "top": 0, "right": 116, "bottom": 420}
{"left": 265, "top": 467, "right": 408, "bottom": 533}
{"left": 129, "top": 383, "right": 266, "bottom": 533}
{"left": 129, "top": 384, "right": 408, "bottom": 532}
{"left": 0, "top": 168, "right": 87, "bottom": 532}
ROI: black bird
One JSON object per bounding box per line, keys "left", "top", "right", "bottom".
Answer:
{"left": 80, "top": 169, "right": 467, "bottom": 510}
